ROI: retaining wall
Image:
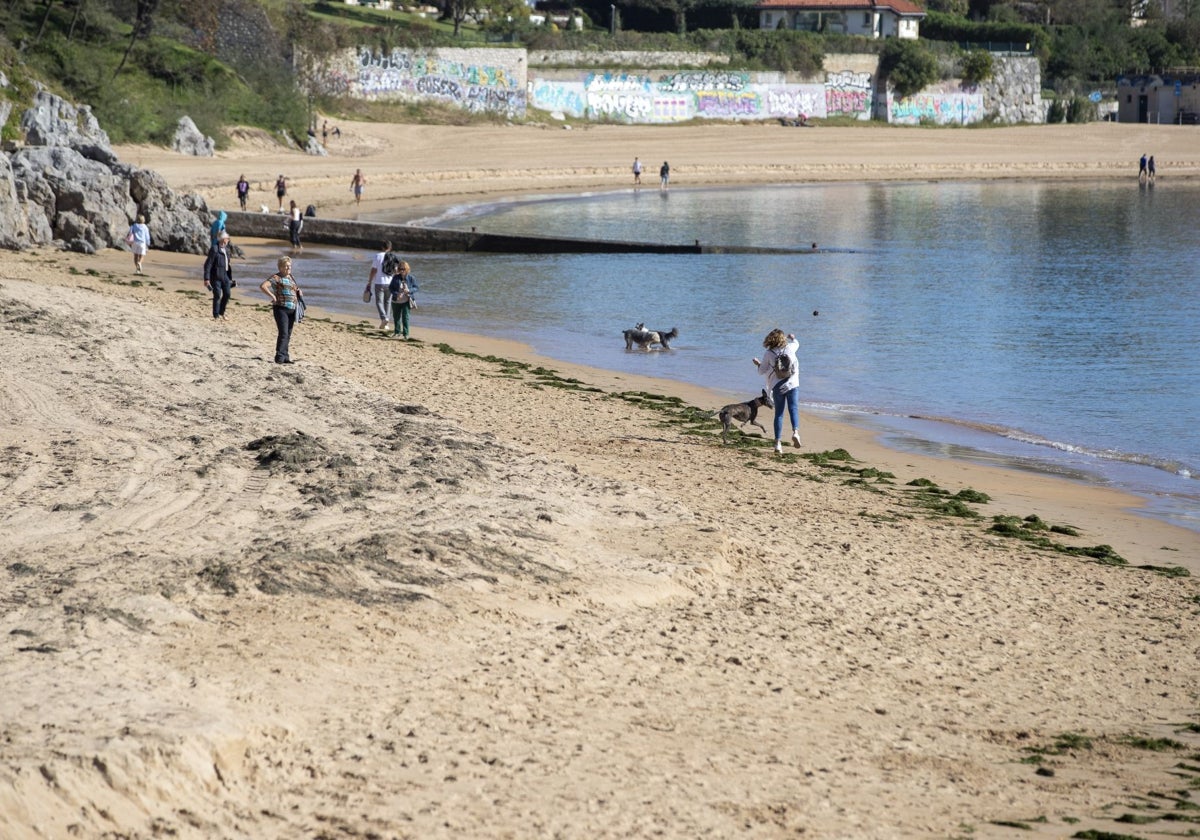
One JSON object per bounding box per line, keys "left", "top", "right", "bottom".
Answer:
{"left": 312, "top": 48, "right": 1042, "bottom": 124}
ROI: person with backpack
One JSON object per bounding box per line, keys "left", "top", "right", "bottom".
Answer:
{"left": 753, "top": 328, "right": 801, "bottom": 454}
{"left": 365, "top": 240, "right": 399, "bottom": 330}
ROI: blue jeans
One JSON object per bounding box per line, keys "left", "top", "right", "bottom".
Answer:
{"left": 772, "top": 381, "right": 799, "bottom": 441}
{"left": 374, "top": 284, "right": 391, "bottom": 323}
{"left": 272, "top": 305, "right": 296, "bottom": 362}
{"left": 210, "top": 278, "right": 231, "bottom": 317}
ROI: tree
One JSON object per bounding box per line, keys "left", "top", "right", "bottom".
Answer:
{"left": 879, "top": 38, "right": 938, "bottom": 99}
{"left": 114, "top": 0, "right": 160, "bottom": 77}
{"left": 960, "top": 48, "right": 993, "bottom": 85}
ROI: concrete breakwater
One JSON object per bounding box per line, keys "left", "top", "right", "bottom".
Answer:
{"left": 227, "top": 211, "right": 805, "bottom": 255}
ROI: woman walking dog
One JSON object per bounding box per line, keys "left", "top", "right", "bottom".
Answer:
{"left": 753, "top": 328, "right": 801, "bottom": 454}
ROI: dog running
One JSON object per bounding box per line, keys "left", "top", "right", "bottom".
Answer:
{"left": 717, "top": 388, "right": 774, "bottom": 443}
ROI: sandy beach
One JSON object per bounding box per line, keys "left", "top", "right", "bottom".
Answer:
{"left": 2, "top": 120, "right": 1199, "bottom": 838}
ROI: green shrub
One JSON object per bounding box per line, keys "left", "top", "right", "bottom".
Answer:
{"left": 1066, "top": 95, "right": 1094, "bottom": 123}
{"left": 960, "top": 49, "right": 993, "bottom": 86}
{"left": 879, "top": 39, "right": 939, "bottom": 99}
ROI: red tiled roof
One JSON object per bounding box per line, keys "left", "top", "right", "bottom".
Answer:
{"left": 754, "top": 0, "right": 925, "bottom": 14}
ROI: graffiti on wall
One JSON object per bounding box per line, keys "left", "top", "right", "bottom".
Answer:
{"left": 529, "top": 80, "right": 586, "bottom": 117}
{"left": 825, "top": 70, "right": 872, "bottom": 119}
{"left": 531, "top": 73, "right": 828, "bottom": 123}
{"left": 343, "top": 48, "right": 527, "bottom": 117}
{"left": 889, "top": 91, "right": 984, "bottom": 125}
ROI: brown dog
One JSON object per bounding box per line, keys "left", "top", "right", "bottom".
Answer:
{"left": 718, "top": 388, "right": 774, "bottom": 443}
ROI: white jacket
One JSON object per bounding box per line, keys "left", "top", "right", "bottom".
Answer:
{"left": 758, "top": 337, "right": 800, "bottom": 393}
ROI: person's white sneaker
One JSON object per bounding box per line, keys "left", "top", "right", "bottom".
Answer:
{"left": 774, "top": 441, "right": 783, "bottom": 454}
{"left": 791, "top": 430, "right": 802, "bottom": 448}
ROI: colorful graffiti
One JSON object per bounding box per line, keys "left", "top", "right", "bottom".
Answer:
{"left": 889, "top": 92, "right": 984, "bottom": 125}
{"left": 340, "top": 48, "right": 526, "bottom": 117}
{"left": 529, "top": 80, "right": 586, "bottom": 118}
{"left": 658, "top": 71, "right": 749, "bottom": 93}
{"left": 826, "top": 70, "right": 872, "bottom": 119}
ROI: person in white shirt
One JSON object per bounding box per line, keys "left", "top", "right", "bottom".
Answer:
{"left": 753, "top": 328, "right": 801, "bottom": 454}
{"left": 364, "top": 240, "right": 395, "bottom": 330}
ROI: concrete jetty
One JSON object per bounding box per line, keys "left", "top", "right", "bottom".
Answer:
{"left": 227, "top": 211, "right": 810, "bottom": 255}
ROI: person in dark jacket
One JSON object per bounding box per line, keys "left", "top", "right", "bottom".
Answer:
{"left": 203, "top": 231, "right": 235, "bottom": 320}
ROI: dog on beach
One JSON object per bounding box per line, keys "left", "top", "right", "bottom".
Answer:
{"left": 717, "top": 388, "right": 774, "bottom": 443}
{"left": 623, "top": 325, "right": 679, "bottom": 351}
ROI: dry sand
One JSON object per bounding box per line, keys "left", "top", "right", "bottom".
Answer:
{"left": 2, "top": 120, "right": 1199, "bottom": 839}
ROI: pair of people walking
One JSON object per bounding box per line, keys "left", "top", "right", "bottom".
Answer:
{"left": 364, "top": 241, "right": 417, "bottom": 339}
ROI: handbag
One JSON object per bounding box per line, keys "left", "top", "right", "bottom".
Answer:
{"left": 125, "top": 231, "right": 135, "bottom": 245}
{"left": 362, "top": 288, "right": 372, "bottom": 303}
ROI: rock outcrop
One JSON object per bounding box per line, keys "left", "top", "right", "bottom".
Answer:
{"left": 170, "top": 115, "right": 215, "bottom": 157}
{"left": 0, "top": 91, "right": 211, "bottom": 253}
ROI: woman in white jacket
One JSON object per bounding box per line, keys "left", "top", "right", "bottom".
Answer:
{"left": 753, "top": 328, "right": 801, "bottom": 454}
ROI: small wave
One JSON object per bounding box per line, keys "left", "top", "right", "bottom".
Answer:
{"left": 896, "top": 413, "right": 1200, "bottom": 482}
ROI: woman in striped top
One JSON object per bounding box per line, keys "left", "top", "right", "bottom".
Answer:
{"left": 259, "top": 256, "right": 304, "bottom": 364}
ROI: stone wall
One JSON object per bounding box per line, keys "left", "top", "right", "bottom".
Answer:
{"left": 314, "top": 47, "right": 1042, "bottom": 125}
{"left": 975, "top": 56, "right": 1044, "bottom": 124}
{"left": 314, "top": 47, "right": 527, "bottom": 119}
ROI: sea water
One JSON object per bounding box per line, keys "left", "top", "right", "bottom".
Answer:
{"left": 290, "top": 180, "right": 1200, "bottom": 533}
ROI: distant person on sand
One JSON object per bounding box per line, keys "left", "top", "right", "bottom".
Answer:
{"left": 632, "top": 157, "right": 643, "bottom": 186}
{"left": 659, "top": 161, "right": 670, "bottom": 190}
{"left": 126, "top": 214, "right": 151, "bottom": 275}
{"left": 1138, "top": 153, "right": 1148, "bottom": 182}
{"left": 322, "top": 120, "right": 329, "bottom": 145}
{"left": 236, "top": 175, "right": 249, "bottom": 211}
{"left": 288, "top": 200, "right": 303, "bottom": 252}
{"left": 753, "top": 328, "right": 801, "bottom": 455}
{"left": 389, "top": 260, "right": 417, "bottom": 340}
{"left": 203, "top": 231, "right": 234, "bottom": 321}
{"left": 1148, "top": 155, "right": 1157, "bottom": 183}
{"left": 260, "top": 255, "right": 303, "bottom": 364}
{"left": 275, "top": 174, "right": 288, "bottom": 212}
{"left": 350, "top": 169, "right": 367, "bottom": 205}
{"left": 365, "top": 240, "right": 396, "bottom": 330}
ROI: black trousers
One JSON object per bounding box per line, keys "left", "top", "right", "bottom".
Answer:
{"left": 210, "top": 278, "right": 231, "bottom": 317}
{"left": 272, "top": 305, "right": 296, "bottom": 362}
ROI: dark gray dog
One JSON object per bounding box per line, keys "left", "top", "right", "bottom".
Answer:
{"left": 718, "top": 388, "right": 774, "bottom": 443}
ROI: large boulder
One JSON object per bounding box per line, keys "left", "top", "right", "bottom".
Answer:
{"left": 0, "top": 93, "right": 211, "bottom": 254}
{"left": 0, "top": 156, "right": 31, "bottom": 250}
{"left": 119, "top": 164, "right": 209, "bottom": 252}
{"left": 20, "top": 90, "right": 111, "bottom": 151}
{"left": 170, "top": 115, "right": 215, "bottom": 157}
{"left": 11, "top": 147, "right": 136, "bottom": 253}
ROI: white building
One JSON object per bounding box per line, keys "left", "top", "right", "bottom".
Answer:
{"left": 756, "top": 0, "right": 924, "bottom": 39}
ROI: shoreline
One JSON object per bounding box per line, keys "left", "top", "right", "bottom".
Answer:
{"left": 43, "top": 238, "right": 1200, "bottom": 571}
{"left": 108, "top": 118, "right": 1200, "bottom": 559}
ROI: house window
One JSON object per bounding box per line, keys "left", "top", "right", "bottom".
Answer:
{"left": 764, "top": 12, "right": 772, "bottom": 25}
{"left": 863, "top": 12, "right": 870, "bottom": 25}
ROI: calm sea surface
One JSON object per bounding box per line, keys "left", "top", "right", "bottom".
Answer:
{"left": 289, "top": 181, "right": 1200, "bottom": 532}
